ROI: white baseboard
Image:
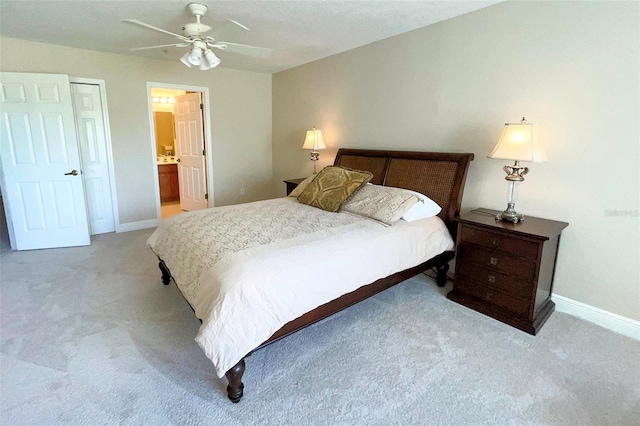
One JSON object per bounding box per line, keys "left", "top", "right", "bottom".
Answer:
{"left": 116, "top": 218, "right": 159, "bottom": 233}
{"left": 552, "top": 294, "right": 640, "bottom": 341}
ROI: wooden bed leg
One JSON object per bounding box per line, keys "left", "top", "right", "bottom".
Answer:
{"left": 436, "top": 262, "right": 449, "bottom": 288}
{"left": 225, "top": 359, "right": 245, "bottom": 403}
{"left": 159, "top": 261, "right": 171, "bottom": 286}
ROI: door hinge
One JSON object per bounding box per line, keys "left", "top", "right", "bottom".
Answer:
{"left": 200, "top": 103, "right": 203, "bottom": 110}
{"left": 205, "top": 193, "right": 208, "bottom": 200}
{"left": 202, "top": 149, "right": 205, "bottom": 156}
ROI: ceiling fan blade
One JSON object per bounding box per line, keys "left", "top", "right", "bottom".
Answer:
{"left": 210, "top": 19, "right": 250, "bottom": 40}
{"left": 130, "top": 43, "right": 191, "bottom": 51}
{"left": 212, "top": 41, "right": 272, "bottom": 58}
{"left": 122, "top": 19, "right": 191, "bottom": 42}
{"left": 228, "top": 19, "right": 250, "bottom": 31}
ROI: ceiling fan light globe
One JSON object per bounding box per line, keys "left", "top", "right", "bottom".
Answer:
{"left": 180, "top": 51, "right": 192, "bottom": 67}
{"left": 204, "top": 49, "right": 221, "bottom": 69}
{"left": 188, "top": 47, "right": 203, "bottom": 65}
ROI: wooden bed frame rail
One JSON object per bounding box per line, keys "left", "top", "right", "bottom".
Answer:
{"left": 159, "top": 148, "right": 474, "bottom": 403}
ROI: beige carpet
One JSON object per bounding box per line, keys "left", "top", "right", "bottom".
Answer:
{"left": 1, "top": 225, "right": 639, "bottom": 424}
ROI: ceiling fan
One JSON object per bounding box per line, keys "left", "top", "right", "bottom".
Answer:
{"left": 123, "top": 3, "right": 272, "bottom": 70}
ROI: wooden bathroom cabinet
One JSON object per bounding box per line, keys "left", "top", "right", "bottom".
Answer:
{"left": 158, "top": 163, "right": 180, "bottom": 202}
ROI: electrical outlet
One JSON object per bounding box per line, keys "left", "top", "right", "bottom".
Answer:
{"left": 240, "top": 188, "right": 245, "bottom": 195}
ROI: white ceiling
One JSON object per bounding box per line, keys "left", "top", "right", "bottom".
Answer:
{"left": 0, "top": 1, "right": 501, "bottom": 74}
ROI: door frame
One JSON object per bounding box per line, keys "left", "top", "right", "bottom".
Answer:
{"left": 69, "top": 77, "right": 121, "bottom": 233}
{"left": 146, "top": 82, "right": 213, "bottom": 220}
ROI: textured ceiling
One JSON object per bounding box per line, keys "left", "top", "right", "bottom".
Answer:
{"left": 0, "top": 1, "right": 501, "bottom": 74}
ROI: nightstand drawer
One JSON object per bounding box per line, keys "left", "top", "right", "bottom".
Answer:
{"left": 455, "top": 278, "right": 530, "bottom": 317}
{"left": 460, "top": 226, "right": 539, "bottom": 259}
{"left": 456, "top": 262, "right": 532, "bottom": 300}
{"left": 457, "top": 244, "right": 536, "bottom": 281}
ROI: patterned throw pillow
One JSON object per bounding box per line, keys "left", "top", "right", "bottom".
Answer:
{"left": 297, "top": 166, "right": 373, "bottom": 212}
{"left": 341, "top": 184, "right": 421, "bottom": 225}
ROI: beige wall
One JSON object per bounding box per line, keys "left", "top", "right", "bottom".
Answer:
{"left": 273, "top": 2, "right": 639, "bottom": 320}
{"left": 0, "top": 37, "right": 273, "bottom": 224}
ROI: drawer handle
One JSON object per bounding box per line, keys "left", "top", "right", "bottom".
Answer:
{"left": 492, "top": 238, "right": 498, "bottom": 247}
{"left": 487, "top": 275, "right": 496, "bottom": 283}
{"left": 484, "top": 292, "right": 494, "bottom": 301}
{"left": 490, "top": 257, "right": 498, "bottom": 266}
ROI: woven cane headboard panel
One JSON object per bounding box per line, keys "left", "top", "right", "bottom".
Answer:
{"left": 334, "top": 149, "right": 474, "bottom": 237}
{"left": 333, "top": 155, "right": 389, "bottom": 185}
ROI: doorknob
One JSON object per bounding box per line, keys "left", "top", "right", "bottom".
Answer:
{"left": 64, "top": 170, "right": 79, "bottom": 176}
{"left": 176, "top": 158, "right": 181, "bottom": 162}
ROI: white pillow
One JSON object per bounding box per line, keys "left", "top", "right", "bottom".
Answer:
{"left": 401, "top": 189, "right": 442, "bottom": 221}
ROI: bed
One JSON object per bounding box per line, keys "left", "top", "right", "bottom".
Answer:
{"left": 148, "top": 148, "right": 474, "bottom": 402}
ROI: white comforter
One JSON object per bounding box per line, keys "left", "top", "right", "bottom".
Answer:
{"left": 147, "top": 197, "right": 453, "bottom": 377}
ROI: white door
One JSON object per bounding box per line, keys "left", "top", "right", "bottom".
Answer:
{"left": 71, "top": 83, "right": 115, "bottom": 235}
{"left": 0, "top": 72, "right": 90, "bottom": 250}
{"left": 174, "top": 92, "right": 207, "bottom": 211}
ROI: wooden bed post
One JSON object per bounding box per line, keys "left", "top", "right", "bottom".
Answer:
{"left": 225, "top": 359, "right": 246, "bottom": 403}
{"left": 436, "top": 262, "right": 449, "bottom": 287}
{"left": 159, "top": 261, "right": 171, "bottom": 285}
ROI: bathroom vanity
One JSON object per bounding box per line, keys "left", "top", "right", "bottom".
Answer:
{"left": 158, "top": 162, "right": 180, "bottom": 202}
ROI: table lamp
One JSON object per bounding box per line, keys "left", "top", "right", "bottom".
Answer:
{"left": 302, "top": 127, "right": 326, "bottom": 174}
{"left": 487, "top": 117, "right": 547, "bottom": 223}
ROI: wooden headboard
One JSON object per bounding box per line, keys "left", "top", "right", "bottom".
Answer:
{"left": 334, "top": 149, "right": 474, "bottom": 236}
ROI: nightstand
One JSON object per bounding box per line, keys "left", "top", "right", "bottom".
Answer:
{"left": 448, "top": 209, "right": 568, "bottom": 335}
{"left": 284, "top": 178, "right": 306, "bottom": 196}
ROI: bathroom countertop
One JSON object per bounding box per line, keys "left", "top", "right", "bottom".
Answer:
{"left": 157, "top": 158, "right": 178, "bottom": 165}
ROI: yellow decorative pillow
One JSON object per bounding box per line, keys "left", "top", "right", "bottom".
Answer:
{"left": 297, "top": 166, "right": 373, "bottom": 212}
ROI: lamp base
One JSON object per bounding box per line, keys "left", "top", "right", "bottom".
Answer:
{"left": 495, "top": 203, "right": 524, "bottom": 224}
{"left": 309, "top": 151, "right": 320, "bottom": 174}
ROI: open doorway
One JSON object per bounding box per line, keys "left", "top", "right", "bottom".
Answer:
{"left": 147, "top": 83, "right": 213, "bottom": 221}
{"left": 150, "top": 87, "right": 184, "bottom": 219}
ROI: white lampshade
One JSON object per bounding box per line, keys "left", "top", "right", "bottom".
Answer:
{"left": 302, "top": 128, "right": 326, "bottom": 151}
{"left": 488, "top": 119, "right": 547, "bottom": 163}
